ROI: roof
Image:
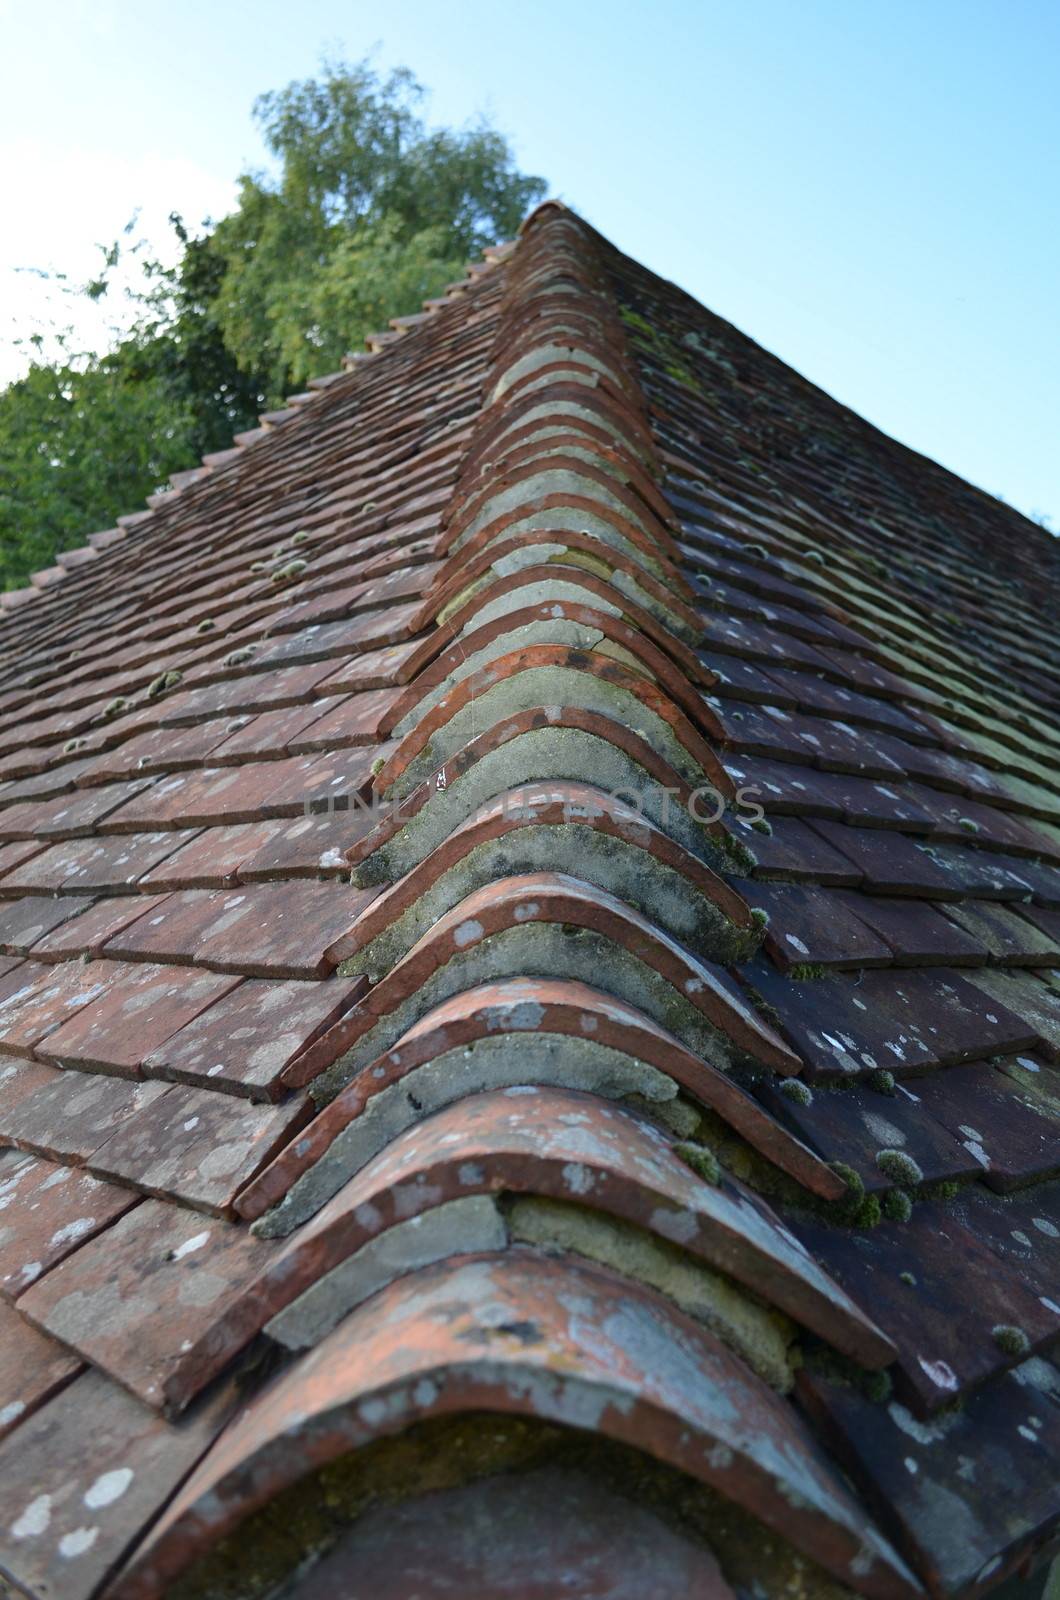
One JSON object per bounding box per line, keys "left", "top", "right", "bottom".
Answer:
{"left": 0, "top": 200, "right": 1057, "bottom": 1600}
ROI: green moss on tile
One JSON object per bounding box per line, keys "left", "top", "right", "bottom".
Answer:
{"left": 674, "top": 1140, "right": 721, "bottom": 1185}
{"left": 875, "top": 1149, "right": 923, "bottom": 1187}
{"left": 779, "top": 1079, "right": 814, "bottom": 1107}
{"left": 882, "top": 1189, "right": 913, "bottom": 1224}
{"left": 992, "top": 1324, "right": 1030, "bottom": 1357}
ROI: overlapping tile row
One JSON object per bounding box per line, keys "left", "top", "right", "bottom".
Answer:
{"left": 0, "top": 248, "right": 518, "bottom": 1600}
{"left": 131, "top": 203, "right": 919, "bottom": 1599}
{"left": 598, "top": 225, "right": 1060, "bottom": 1596}
{"left": 0, "top": 203, "right": 1057, "bottom": 1600}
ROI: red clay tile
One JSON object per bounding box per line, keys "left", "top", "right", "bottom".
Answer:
{"left": 18, "top": 1199, "right": 275, "bottom": 1412}
{"left": 137, "top": 820, "right": 283, "bottom": 889}
{"left": 250, "top": 602, "right": 424, "bottom": 671}
{"left": 141, "top": 975, "right": 364, "bottom": 1100}
{"left": 204, "top": 700, "right": 345, "bottom": 764}
{"left": 944, "top": 898, "right": 1060, "bottom": 964}
{"left": 287, "top": 872, "right": 799, "bottom": 1093}
{"left": 282, "top": 1468, "right": 739, "bottom": 1599}
{"left": 29, "top": 896, "right": 169, "bottom": 962}
{"left": 740, "top": 960, "right": 1038, "bottom": 1079}
{"left": 0, "top": 959, "right": 123, "bottom": 1059}
{"left": 236, "top": 808, "right": 375, "bottom": 878}
{"left": 0, "top": 1299, "right": 81, "bottom": 1441}
{"left": 74, "top": 719, "right": 239, "bottom": 785}
{"left": 242, "top": 978, "right": 837, "bottom": 1221}
{"left": 791, "top": 1203, "right": 1060, "bottom": 1413}
{"left": 286, "top": 686, "right": 401, "bottom": 751}
{"left": 329, "top": 780, "right": 755, "bottom": 971}
{"left": 104, "top": 883, "right": 378, "bottom": 978}
{"left": 756, "top": 1077, "right": 982, "bottom": 1193}
{"left": 256, "top": 1086, "right": 891, "bottom": 1364}
{"left": 1, "top": 200, "right": 1059, "bottom": 1600}
{"left": 88, "top": 1083, "right": 312, "bottom": 1215}
{"left": 732, "top": 813, "right": 864, "bottom": 883}
{"left": 747, "top": 882, "right": 893, "bottom": 971}
{"left": 0, "top": 1366, "right": 234, "bottom": 1600}
{"left": 910, "top": 1063, "right": 1060, "bottom": 1191}
{"left": 1, "top": 1069, "right": 172, "bottom": 1165}
{"left": 110, "top": 1252, "right": 919, "bottom": 1600}
{"left": 376, "top": 643, "right": 730, "bottom": 799}
{"left": 799, "top": 1360, "right": 1060, "bottom": 1598}
{"left": 1, "top": 780, "right": 151, "bottom": 841}
{"left": 0, "top": 895, "right": 95, "bottom": 956}
{"left": 0, "top": 839, "right": 46, "bottom": 889}
{"left": 0, "top": 1057, "right": 61, "bottom": 1135}
{"left": 0, "top": 1149, "right": 137, "bottom": 1300}
{"left": 946, "top": 1177, "right": 1060, "bottom": 1308}
{"left": 805, "top": 820, "right": 958, "bottom": 897}
{"left": 312, "top": 636, "right": 428, "bottom": 693}
{"left": 834, "top": 891, "right": 988, "bottom": 966}
{"left": 4, "top": 832, "right": 199, "bottom": 895}
{"left": 158, "top": 661, "right": 339, "bottom": 726}
{"left": 37, "top": 963, "right": 241, "bottom": 1076}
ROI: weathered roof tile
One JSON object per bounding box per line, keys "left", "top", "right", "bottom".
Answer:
{"left": 0, "top": 202, "right": 1055, "bottom": 1598}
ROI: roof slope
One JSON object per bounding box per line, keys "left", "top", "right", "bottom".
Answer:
{"left": 0, "top": 203, "right": 1057, "bottom": 1600}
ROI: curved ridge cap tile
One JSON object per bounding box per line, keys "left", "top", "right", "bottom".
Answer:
{"left": 420, "top": 569, "right": 705, "bottom": 684}
{"left": 437, "top": 568, "right": 704, "bottom": 660}
{"left": 373, "top": 643, "right": 728, "bottom": 796}
{"left": 458, "top": 382, "right": 658, "bottom": 472}
{"left": 347, "top": 708, "right": 736, "bottom": 885}
{"left": 488, "top": 329, "right": 638, "bottom": 391}
{"left": 458, "top": 427, "right": 668, "bottom": 512}
{"left": 258, "top": 1085, "right": 893, "bottom": 1359}
{"left": 108, "top": 1252, "right": 918, "bottom": 1600}
{"left": 490, "top": 345, "right": 631, "bottom": 406}
{"left": 286, "top": 870, "right": 800, "bottom": 1087}
{"left": 238, "top": 977, "right": 841, "bottom": 1221}
{"left": 327, "top": 779, "right": 755, "bottom": 967}
{"left": 425, "top": 527, "right": 699, "bottom": 626}
{"left": 439, "top": 488, "right": 681, "bottom": 573}
{"left": 385, "top": 604, "right": 713, "bottom": 743}
{"left": 445, "top": 456, "right": 672, "bottom": 553}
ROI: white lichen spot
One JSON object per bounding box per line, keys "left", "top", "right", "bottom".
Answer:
{"left": 48, "top": 1217, "right": 96, "bottom": 1249}
{"left": 917, "top": 1356, "right": 959, "bottom": 1392}
{"left": 84, "top": 1468, "right": 133, "bottom": 1510}
{"left": 453, "top": 918, "right": 484, "bottom": 948}
{"left": 11, "top": 1493, "right": 51, "bottom": 1539}
{"left": 561, "top": 1162, "right": 594, "bottom": 1195}
{"left": 59, "top": 1527, "right": 98, "bottom": 1559}
{"left": 171, "top": 1229, "right": 211, "bottom": 1261}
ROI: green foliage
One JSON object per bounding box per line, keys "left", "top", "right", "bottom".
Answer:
{"left": 0, "top": 56, "right": 546, "bottom": 588}
{"left": 0, "top": 346, "right": 199, "bottom": 588}
{"left": 207, "top": 58, "right": 545, "bottom": 389}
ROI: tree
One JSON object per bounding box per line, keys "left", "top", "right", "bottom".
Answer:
{"left": 208, "top": 59, "right": 545, "bottom": 389}
{"left": 0, "top": 57, "right": 546, "bottom": 589}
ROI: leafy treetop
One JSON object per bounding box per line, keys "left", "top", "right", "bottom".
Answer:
{"left": 0, "top": 57, "right": 546, "bottom": 590}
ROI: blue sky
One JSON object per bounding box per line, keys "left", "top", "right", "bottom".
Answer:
{"left": 1, "top": 0, "right": 1057, "bottom": 528}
